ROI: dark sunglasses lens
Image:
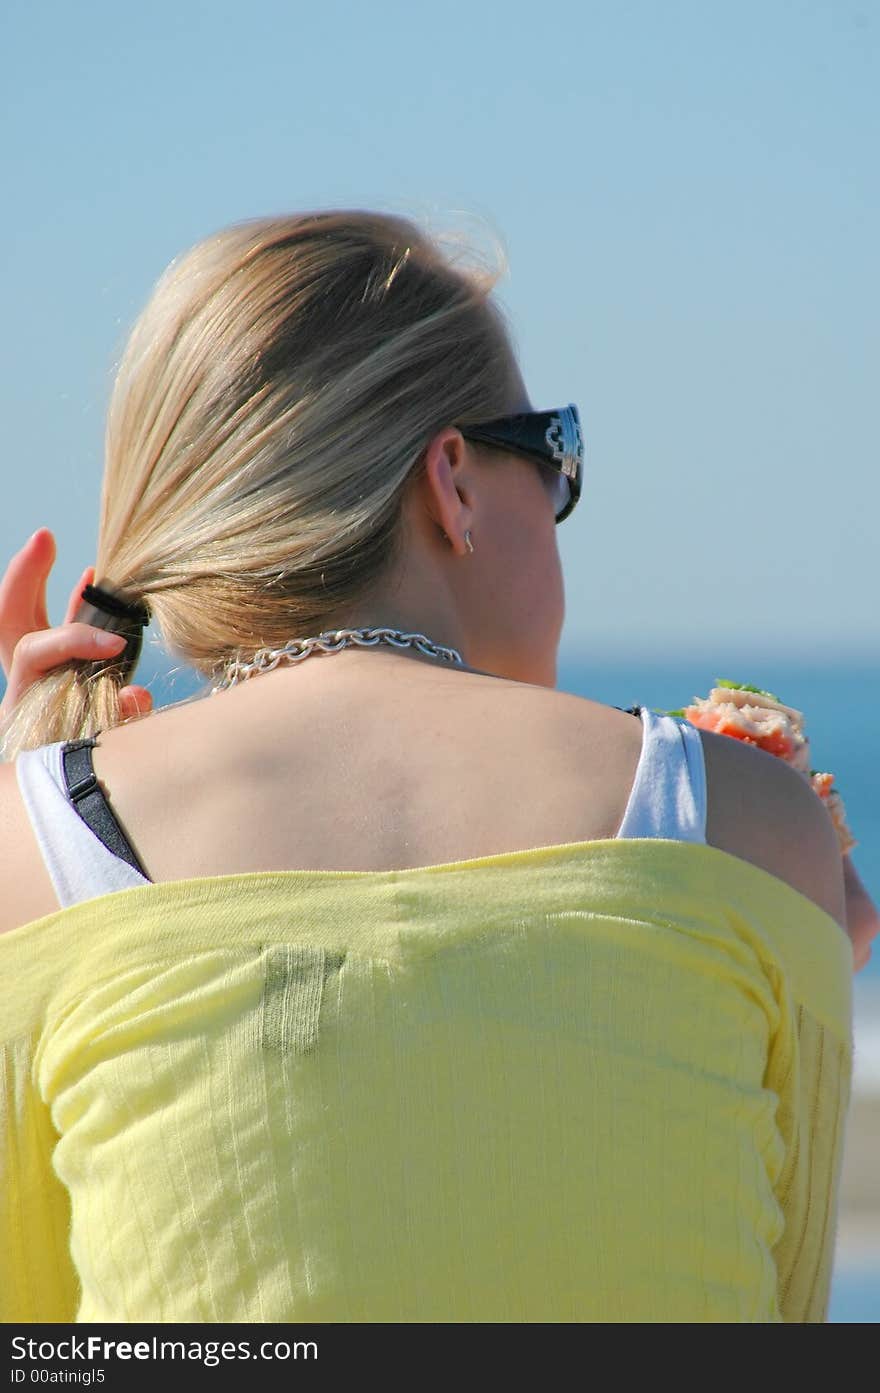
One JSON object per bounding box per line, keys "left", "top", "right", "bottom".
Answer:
{"left": 549, "top": 468, "right": 571, "bottom": 520}
{"left": 537, "top": 461, "right": 566, "bottom": 518}
{"left": 556, "top": 479, "right": 570, "bottom": 523}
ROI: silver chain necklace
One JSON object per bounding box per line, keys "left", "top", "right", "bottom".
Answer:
{"left": 211, "top": 626, "right": 465, "bottom": 693}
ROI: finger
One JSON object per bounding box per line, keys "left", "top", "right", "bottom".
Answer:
{"left": 64, "top": 566, "right": 95, "bottom": 626}
{"left": 119, "top": 685, "right": 153, "bottom": 721}
{"left": 29, "top": 530, "right": 56, "bottom": 633}
{"left": 4, "top": 624, "right": 127, "bottom": 711}
{"left": 0, "top": 529, "right": 57, "bottom": 665}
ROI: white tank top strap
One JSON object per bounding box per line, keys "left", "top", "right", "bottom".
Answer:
{"left": 614, "top": 706, "right": 708, "bottom": 843}
{"left": 15, "top": 742, "right": 150, "bottom": 909}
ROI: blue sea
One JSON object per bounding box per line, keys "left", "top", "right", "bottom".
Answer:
{"left": 9, "top": 646, "right": 880, "bottom": 1321}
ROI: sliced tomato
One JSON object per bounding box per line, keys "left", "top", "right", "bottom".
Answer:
{"left": 683, "top": 707, "right": 796, "bottom": 760}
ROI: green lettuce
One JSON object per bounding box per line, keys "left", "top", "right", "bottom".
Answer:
{"left": 713, "top": 677, "right": 781, "bottom": 701}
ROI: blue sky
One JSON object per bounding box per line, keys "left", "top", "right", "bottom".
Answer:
{"left": 2, "top": 0, "right": 877, "bottom": 672}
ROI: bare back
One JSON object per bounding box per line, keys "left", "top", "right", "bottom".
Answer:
{"left": 0, "top": 653, "right": 846, "bottom": 934}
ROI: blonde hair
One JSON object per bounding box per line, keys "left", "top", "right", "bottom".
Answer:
{"left": 2, "top": 209, "right": 516, "bottom": 757}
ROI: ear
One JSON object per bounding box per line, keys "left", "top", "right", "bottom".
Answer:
{"left": 419, "top": 427, "right": 474, "bottom": 542}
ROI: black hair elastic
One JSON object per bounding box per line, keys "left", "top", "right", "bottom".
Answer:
{"left": 75, "top": 582, "right": 150, "bottom": 672}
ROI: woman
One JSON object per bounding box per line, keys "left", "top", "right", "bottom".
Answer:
{"left": 0, "top": 210, "right": 875, "bottom": 1323}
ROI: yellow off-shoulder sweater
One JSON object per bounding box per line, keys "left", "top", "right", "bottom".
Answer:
{"left": 0, "top": 837, "right": 853, "bottom": 1323}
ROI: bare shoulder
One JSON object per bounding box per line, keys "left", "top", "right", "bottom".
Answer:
{"left": 697, "top": 725, "right": 846, "bottom": 930}
{"left": 0, "top": 760, "right": 61, "bottom": 935}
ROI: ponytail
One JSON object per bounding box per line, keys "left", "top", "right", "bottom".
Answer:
{"left": 1, "top": 208, "right": 514, "bottom": 758}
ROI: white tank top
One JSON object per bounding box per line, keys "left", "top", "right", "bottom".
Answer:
{"left": 14, "top": 706, "right": 707, "bottom": 911}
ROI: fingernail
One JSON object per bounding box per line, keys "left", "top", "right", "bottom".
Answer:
{"left": 95, "top": 630, "right": 126, "bottom": 650}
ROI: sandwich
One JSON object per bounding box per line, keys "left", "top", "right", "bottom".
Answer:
{"left": 660, "top": 678, "right": 856, "bottom": 855}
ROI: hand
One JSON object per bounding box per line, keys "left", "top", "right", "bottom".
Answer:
{"left": 842, "top": 851, "right": 879, "bottom": 973}
{"left": 0, "top": 528, "right": 153, "bottom": 727}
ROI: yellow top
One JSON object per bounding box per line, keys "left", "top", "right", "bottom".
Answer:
{"left": 0, "top": 837, "right": 853, "bottom": 1324}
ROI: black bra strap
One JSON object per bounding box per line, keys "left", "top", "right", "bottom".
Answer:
{"left": 61, "top": 738, "right": 151, "bottom": 879}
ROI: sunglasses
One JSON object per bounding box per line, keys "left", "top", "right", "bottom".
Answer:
{"left": 459, "top": 403, "right": 583, "bottom": 524}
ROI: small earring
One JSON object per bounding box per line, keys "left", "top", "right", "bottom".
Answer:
{"left": 464, "top": 529, "right": 474, "bottom": 554}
